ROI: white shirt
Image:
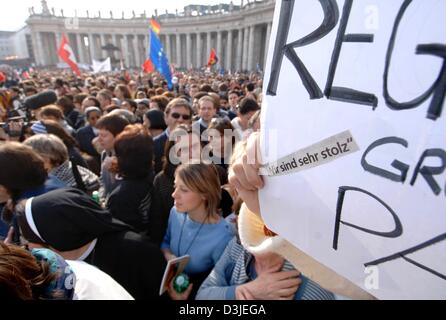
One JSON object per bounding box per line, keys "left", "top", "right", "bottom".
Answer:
{"left": 67, "top": 260, "right": 134, "bottom": 300}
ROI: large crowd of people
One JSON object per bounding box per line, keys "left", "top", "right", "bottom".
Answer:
{"left": 0, "top": 67, "right": 338, "bottom": 300}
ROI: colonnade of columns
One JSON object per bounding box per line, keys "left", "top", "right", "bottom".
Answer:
{"left": 32, "top": 21, "right": 273, "bottom": 71}
{"left": 159, "top": 22, "right": 272, "bottom": 71}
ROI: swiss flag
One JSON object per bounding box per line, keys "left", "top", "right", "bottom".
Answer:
{"left": 58, "top": 34, "right": 81, "bottom": 76}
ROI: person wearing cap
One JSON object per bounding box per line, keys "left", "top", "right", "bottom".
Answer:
{"left": 15, "top": 188, "right": 166, "bottom": 300}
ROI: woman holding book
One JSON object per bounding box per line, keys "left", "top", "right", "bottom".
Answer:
{"left": 161, "top": 163, "right": 234, "bottom": 299}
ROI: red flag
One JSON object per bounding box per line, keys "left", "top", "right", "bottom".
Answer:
{"left": 58, "top": 34, "right": 81, "bottom": 76}
{"left": 142, "top": 58, "right": 155, "bottom": 73}
{"left": 207, "top": 48, "right": 218, "bottom": 66}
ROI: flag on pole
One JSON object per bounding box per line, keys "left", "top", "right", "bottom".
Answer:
{"left": 142, "top": 18, "right": 160, "bottom": 74}
{"left": 207, "top": 48, "right": 218, "bottom": 67}
{"left": 146, "top": 29, "right": 172, "bottom": 89}
{"left": 150, "top": 18, "right": 161, "bottom": 35}
{"left": 58, "top": 34, "right": 81, "bottom": 76}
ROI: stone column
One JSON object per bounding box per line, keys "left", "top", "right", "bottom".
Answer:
{"left": 242, "top": 27, "right": 249, "bottom": 70}
{"left": 165, "top": 34, "right": 171, "bottom": 63}
{"left": 216, "top": 31, "right": 222, "bottom": 68}
{"left": 75, "top": 33, "right": 84, "bottom": 63}
{"left": 176, "top": 34, "right": 181, "bottom": 67}
{"left": 121, "top": 34, "right": 130, "bottom": 69}
{"left": 31, "top": 31, "right": 42, "bottom": 66}
{"left": 247, "top": 25, "right": 255, "bottom": 71}
{"left": 39, "top": 33, "right": 47, "bottom": 66}
{"left": 207, "top": 32, "right": 212, "bottom": 62}
{"left": 87, "top": 34, "right": 96, "bottom": 62}
{"left": 144, "top": 34, "right": 150, "bottom": 61}
{"left": 54, "top": 32, "right": 62, "bottom": 64}
{"left": 226, "top": 30, "right": 233, "bottom": 71}
{"left": 100, "top": 34, "right": 107, "bottom": 59}
{"left": 196, "top": 33, "right": 202, "bottom": 68}
{"left": 114, "top": 34, "right": 121, "bottom": 65}
{"left": 132, "top": 35, "right": 139, "bottom": 67}
{"left": 236, "top": 29, "right": 243, "bottom": 71}
{"left": 264, "top": 22, "right": 272, "bottom": 67}
{"left": 35, "top": 32, "right": 46, "bottom": 66}
{"left": 186, "top": 33, "right": 192, "bottom": 69}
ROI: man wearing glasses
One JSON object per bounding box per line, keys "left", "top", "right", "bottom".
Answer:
{"left": 153, "top": 98, "right": 193, "bottom": 173}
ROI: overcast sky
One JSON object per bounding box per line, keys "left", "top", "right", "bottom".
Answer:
{"left": 1, "top": 0, "right": 238, "bottom": 31}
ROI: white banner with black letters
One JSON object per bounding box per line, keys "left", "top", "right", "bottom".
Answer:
{"left": 260, "top": 0, "right": 446, "bottom": 299}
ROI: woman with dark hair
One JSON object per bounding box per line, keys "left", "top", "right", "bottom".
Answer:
{"left": 143, "top": 109, "right": 167, "bottom": 137}
{"left": 206, "top": 117, "right": 237, "bottom": 174}
{"left": 231, "top": 97, "right": 260, "bottom": 140}
{"left": 106, "top": 124, "right": 155, "bottom": 234}
{"left": 0, "top": 142, "right": 66, "bottom": 243}
{"left": 15, "top": 188, "right": 166, "bottom": 300}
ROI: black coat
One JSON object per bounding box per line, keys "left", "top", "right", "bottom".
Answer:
{"left": 85, "top": 230, "right": 166, "bottom": 300}
{"left": 107, "top": 177, "right": 153, "bottom": 234}
{"left": 153, "top": 130, "right": 169, "bottom": 174}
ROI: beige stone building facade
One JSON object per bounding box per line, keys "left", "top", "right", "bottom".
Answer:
{"left": 25, "top": 0, "right": 275, "bottom": 71}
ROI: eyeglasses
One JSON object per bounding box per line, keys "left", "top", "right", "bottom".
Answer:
{"left": 171, "top": 113, "right": 191, "bottom": 120}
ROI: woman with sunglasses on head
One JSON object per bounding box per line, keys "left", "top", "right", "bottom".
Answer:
{"left": 160, "top": 164, "right": 235, "bottom": 300}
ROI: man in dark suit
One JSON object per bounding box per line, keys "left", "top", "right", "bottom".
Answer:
{"left": 153, "top": 98, "right": 193, "bottom": 173}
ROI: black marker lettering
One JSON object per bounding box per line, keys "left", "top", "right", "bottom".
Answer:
{"left": 267, "top": 0, "right": 339, "bottom": 98}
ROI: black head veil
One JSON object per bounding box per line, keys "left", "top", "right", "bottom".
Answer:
{"left": 18, "top": 188, "right": 131, "bottom": 251}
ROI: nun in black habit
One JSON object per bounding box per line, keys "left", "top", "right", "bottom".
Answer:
{"left": 16, "top": 188, "right": 166, "bottom": 300}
